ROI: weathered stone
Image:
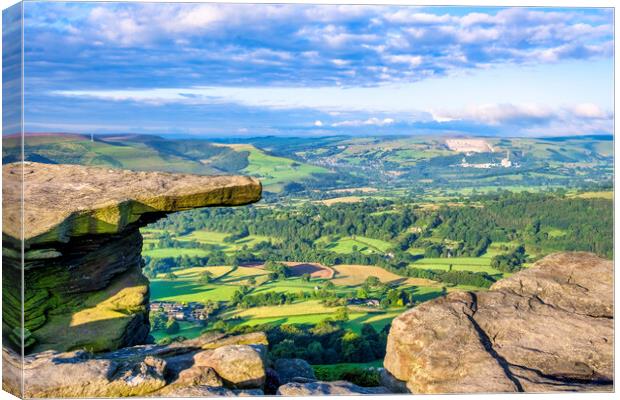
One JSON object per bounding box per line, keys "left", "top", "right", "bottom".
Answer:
{"left": 384, "top": 252, "right": 613, "bottom": 394}
{"left": 194, "top": 345, "right": 267, "bottom": 389}
{"left": 1, "top": 162, "right": 261, "bottom": 355}
{"left": 153, "top": 386, "right": 264, "bottom": 397}
{"left": 276, "top": 381, "right": 390, "bottom": 395}
{"left": 152, "top": 385, "right": 238, "bottom": 397}
{"left": 3, "top": 348, "right": 167, "bottom": 398}
{"left": 2, "top": 162, "right": 262, "bottom": 244}
{"left": 274, "top": 358, "right": 316, "bottom": 384}
{"left": 175, "top": 366, "right": 223, "bottom": 387}
{"left": 3, "top": 332, "right": 271, "bottom": 398}
{"left": 379, "top": 368, "right": 409, "bottom": 393}
{"left": 199, "top": 331, "right": 269, "bottom": 349}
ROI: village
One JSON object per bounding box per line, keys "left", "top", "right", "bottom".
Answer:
{"left": 149, "top": 301, "right": 212, "bottom": 323}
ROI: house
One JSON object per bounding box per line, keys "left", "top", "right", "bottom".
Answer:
{"left": 347, "top": 298, "right": 381, "bottom": 307}
{"left": 149, "top": 301, "right": 211, "bottom": 322}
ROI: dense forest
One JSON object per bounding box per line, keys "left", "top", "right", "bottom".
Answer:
{"left": 145, "top": 191, "right": 612, "bottom": 288}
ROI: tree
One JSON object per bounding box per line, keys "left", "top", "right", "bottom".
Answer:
{"left": 282, "top": 182, "right": 306, "bottom": 194}
{"left": 149, "top": 311, "right": 167, "bottom": 331}
{"left": 491, "top": 245, "right": 527, "bottom": 273}
{"left": 300, "top": 273, "right": 311, "bottom": 282}
{"left": 165, "top": 318, "right": 180, "bottom": 334}
{"left": 247, "top": 276, "right": 257, "bottom": 286}
{"left": 271, "top": 339, "right": 298, "bottom": 358}
{"left": 211, "top": 320, "right": 229, "bottom": 332}
{"left": 364, "top": 276, "right": 380, "bottom": 288}
{"left": 356, "top": 287, "right": 369, "bottom": 299}
{"left": 335, "top": 306, "right": 349, "bottom": 322}
{"left": 323, "top": 281, "right": 336, "bottom": 290}
{"left": 306, "top": 341, "right": 325, "bottom": 364}
{"left": 198, "top": 271, "right": 214, "bottom": 284}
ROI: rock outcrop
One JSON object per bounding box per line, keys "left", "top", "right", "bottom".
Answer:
{"left": 2, "top": 332, "right": 270, "bottom": 398}
{"left": 2, "top": 162, "right": 261, "bottom": 354}
{"left": 276, "top": 381, "right": 390, "bottom": 395}
{"left": 384, "top": 252, "right": 614, "bottom": 393}
{"left": 193, "top": 345, "right": 267, "bottom": 389}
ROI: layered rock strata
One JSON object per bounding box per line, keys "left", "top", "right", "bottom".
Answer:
{"left": 2, "top": 332, "right": 266, "bottom": 397}
{"left": 384, "top": 252, "right": 614, "bottom": 393}
{"left": 2, "top": 162, "right": 261, "bottom": 353}
{"left": 2, "top": 331, "right": 389, "bottom": 397}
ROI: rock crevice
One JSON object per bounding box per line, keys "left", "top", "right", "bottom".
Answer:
{"left": 384, "top": 252, "right": 613, "bottom": 394}
{"left": 463, "top": 292, "right": 524, "bottom": 392}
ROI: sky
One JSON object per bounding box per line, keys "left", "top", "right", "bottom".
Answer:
{"left": 8, "top": 2, "right": 615, "bottom": 137}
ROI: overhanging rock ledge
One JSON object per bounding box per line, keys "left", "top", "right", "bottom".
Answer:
{"left": 2, "top": 162, "right": 261, "bottom": 354}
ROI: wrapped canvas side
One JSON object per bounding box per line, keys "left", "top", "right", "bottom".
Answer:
{"left": 2, "top": 2, "right": 24, "bottom": 398}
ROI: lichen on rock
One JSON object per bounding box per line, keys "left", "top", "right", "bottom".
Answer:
{"left": 2, "top": 333, "right": 269, "bottom": 398}
{"left": 2, "top": 162, "right": 261, "bottom": 354}
{"left": 384, "top": 252, "right": 614, "bottom": 394}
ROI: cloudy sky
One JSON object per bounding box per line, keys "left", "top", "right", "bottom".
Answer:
{"left": 16, "top": 2, "right": 614, "bottom": 137}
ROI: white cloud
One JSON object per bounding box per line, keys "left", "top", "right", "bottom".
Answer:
{"left": 384, "top": 11, "right": 453, "bottom": 25}
{"left": 85, "top": 3, "right": 299, "bottom": 46}
{"left": 331, "top": 59, "right": 350, "bottom": 67}
{"left": 314, "top": 120, "right": 324, "bottom": 127}
{"left": 383, "top": 54, "right": 423, "bottom": 67}
{"left": 432, "top": 102, "right": 613, "bottom": 134}
{"left": 297, "top": 24, "right": 379, "bottom": 49}
{"left": 332, "top": 117, "right": 395, "bottom": 127}
{"left": 571, "top": 103, "right": 609, "bottom": 119}
{"left": 433, "top": 103, "right": 554, "bottom": 125}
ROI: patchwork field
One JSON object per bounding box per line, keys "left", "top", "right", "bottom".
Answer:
{"left": 332, "top": 264, "right": 437, "bottom": 287}
{"left": 143, "top": 248, "right": 210, "bottom": 258}
{"left": 321, "top": 236, "right": 393, "bottom": 255}
{"left": 569, "top": 191, "right": 613, "bottom": 200}
{"left": 142, "top": 229, "right": 278, "bottom": 257}
{"left": 245, "top": 262, "right": 335, "bottom": 279}
{"left": 218, "top": 143, "right": 329, "bottom": 190}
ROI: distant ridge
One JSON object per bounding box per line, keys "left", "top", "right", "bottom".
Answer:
{"left": 4, "top": 132, "right": 90, "bottom": 139}
{"left": 535, "top": 134, "right": 613, "bottom": 141}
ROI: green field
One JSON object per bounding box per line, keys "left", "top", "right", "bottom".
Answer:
{"left": 222, "top": 144, "right": 329, "bottom": 190}
{"left": 143, "top": 248, "right": 211, "bottom": 258}
{"left": 149, "top": 261, "right": 446, "bottom": 342}
{"left": 144, "top": 212, "right": 538, "bottom": 339}
{"left": 224, "top": 302, "right": 404, "bottom": 334}
{"left": 150, "top": 321, "right": 205, "bottom": 341}
{"left": 324, "top": 236, "right": 393, "bottom": 254}
{"left": 150, "top": 265, "right": 270, "bottom": 302}
{"left": 150, "top": 279, "right": 240, "bottom": 303}
{"left": 409, "top": 256, "right": 501, "bottom": 275}
{"left": 142, "top": 229, "right": 278, "bottom": 258}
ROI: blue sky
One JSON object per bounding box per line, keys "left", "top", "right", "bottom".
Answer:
{"left": 14, "top": 2, "right": 614, "bottom": 137}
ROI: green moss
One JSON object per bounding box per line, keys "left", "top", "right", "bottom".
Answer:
{"left": 29, "top": 267, "right": 149, "bottom": 353}
{"left": 24, "top": 249, "right": 62, "bottom": 260}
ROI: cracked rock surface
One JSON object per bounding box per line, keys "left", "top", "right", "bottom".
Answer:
{"left": 2, "top": 162, "right": 261, "bottom": 354}
{"left": 2, "top": 333, "right": 269, "bottom": 398}
{"left": 384, "top": 252, "right": 613, "bottom": 393}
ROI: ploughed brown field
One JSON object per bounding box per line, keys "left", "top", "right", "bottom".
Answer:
{"left": 332, "top": 264, "right": 437, "bottom": 287}
{"left": 243, "top": 261, "right": 335, "bottom": 279}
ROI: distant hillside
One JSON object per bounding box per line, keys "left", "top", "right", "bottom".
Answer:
{"left": 3, "top": 133, "right": 612, "bottom": 195}
{"left": 2, "top": 133, "right": 337, "bottom": 193}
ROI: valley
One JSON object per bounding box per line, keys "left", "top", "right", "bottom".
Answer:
{"left": 10, "top": 132, "right": 613, "bottom": 382}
